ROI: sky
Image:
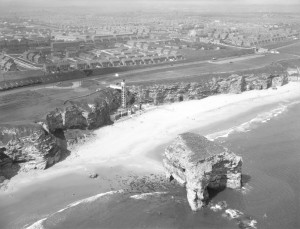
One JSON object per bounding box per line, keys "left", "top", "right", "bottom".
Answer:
{"left": 0, "top": 0, "right": 299, "bottom": 11}
{"left": 1, "top": 0, "right": 299, "bottom": 5}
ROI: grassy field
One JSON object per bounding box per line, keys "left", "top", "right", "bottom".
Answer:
{"left": 0, "top": 87, "right": 93, "bottom": 124}
{"left": 113, "top": 53, "right": 297, "bottom": 86}
{"left": 277, "top": 42, "right": 300, "bottom": 56}
{"left": 263, "top": 39, "right": 300, "bottom": 50}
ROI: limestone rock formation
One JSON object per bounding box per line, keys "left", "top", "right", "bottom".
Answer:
{"left": 245, "top": 73, "right": 272, "bottom": 90}
{"left": 129, "top": 82, "right": 214, "bottom": 105}
{"left": 130, "top": 72, "right": 289, "bottom": 105}
{"left": 46, "top": 88, "right": 134, "bottom": 132}
{"left": 0, "top": 124, "right": 62, "bottom": 170}
{"left": 215, "top": 74, "right": 246, "bottom": 94}
{"left": 163, "top": 133, "right": 242, "bottom": 211}
{"left": 271, "top": 74, "right": 288, "bottom": 87}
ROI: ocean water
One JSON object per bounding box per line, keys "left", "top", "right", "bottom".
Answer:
{"left": 12, "top": 99, "right": 300, "bottom": 229}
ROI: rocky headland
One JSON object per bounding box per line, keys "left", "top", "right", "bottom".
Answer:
{"left": 0, "top": 71, "right": 288, "bottom": 186}
{"left": 163, "top": 132, "right": 242, "bottom": 211}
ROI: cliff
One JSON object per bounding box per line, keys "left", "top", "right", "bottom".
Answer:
{"left": 163, "top": 133, "right": 242, "bottom": 211}
{"left": 130, "top": 73, "right": 288, "bottom": 105}
{"left": 0, "top": 124, "right": 62, "bottom": 172}
{"left": 46, "top": 88, "right": 134, "bottom": 132}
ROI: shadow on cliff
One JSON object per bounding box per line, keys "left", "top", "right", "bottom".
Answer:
{"left": 207, "top": 186, "right": 226, "bottom": 201}
{"left": 0, "top": 148, "right": 21, "bottom": 181}
{"left": 206, "top": 174, "right": 251, "bottom": 202}
{"left": 50, "top": 130, "right": 71, "bottom": 168}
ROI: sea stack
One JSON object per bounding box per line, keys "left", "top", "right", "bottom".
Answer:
{"left": 163, "top": 132, "right": 242, "bottom": 211}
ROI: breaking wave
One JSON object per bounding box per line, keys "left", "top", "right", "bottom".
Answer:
{"left": 25, "top": 190, "right": 123, "bottom": 229}
{"left": 130, "top": 191, "right": 168, "bottom": 200}
{"left": 206, "top": 103, "right": 290, "bottom": 140}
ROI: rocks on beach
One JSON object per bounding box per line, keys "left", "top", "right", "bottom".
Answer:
{"left": 163, "top": 132, "right": 242, "bottom": 211}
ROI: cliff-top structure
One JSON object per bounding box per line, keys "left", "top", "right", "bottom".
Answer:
{"left": 163, "top": 133, "right": 242, "bottom": 211}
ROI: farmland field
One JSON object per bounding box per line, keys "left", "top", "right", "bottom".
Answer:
{"left": 277, "top": 42, "right": 300, "bottom": 56}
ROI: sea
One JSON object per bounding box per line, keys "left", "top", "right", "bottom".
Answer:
{"left": 2, "top": 98, "right": 300, "bottom": 229}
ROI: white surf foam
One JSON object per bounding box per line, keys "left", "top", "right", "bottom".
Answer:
{"left": 221, "top": 208, "right": 257, "bottom": 228}
{"left": 207, "top": 104, "right": 288, "bottom": 140}
{"left": 210, "top": 201, "right": 228, "bottom": 212}
{"left": 224, "top": 209, "right": 244, "bottom": 219}
{"left": 130, "top": 191, "right": 168, "bottom": 200}
{"left": 25, "top": 190, "right": 123, "bottom": 229}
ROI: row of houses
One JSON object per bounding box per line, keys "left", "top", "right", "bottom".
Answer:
{"left": 0, "top": 55, "right": 17, "bottom": 72}
{"left": 0, "top": 38, "right": 51, "bottom": 53}
{"left": 190, "top": 26, "right": 299, "bottom": 48}
{"left": 43, "top": 54, "right": 184, "bottom": 73}
{"left": 23, "top": 51, "right": 46, "bottom": 64}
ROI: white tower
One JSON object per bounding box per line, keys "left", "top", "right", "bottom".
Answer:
{"left": 121, "top": 79, "right": 126, "bottom": 109}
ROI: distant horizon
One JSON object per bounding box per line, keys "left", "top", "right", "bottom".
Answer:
{"left": 1, "top": 0, "right": 300, "bottom": 14}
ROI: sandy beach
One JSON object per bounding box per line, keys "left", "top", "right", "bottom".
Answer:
{"left": 1, "top": 82, "right": 300, "bottom": 229}
{"left": 3, "top": 82, "right": 300, "bottom": 192}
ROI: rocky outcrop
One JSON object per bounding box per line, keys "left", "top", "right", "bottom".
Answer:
{"left": 0, "top": 124, "right": 62, "bottom": 170}
{"left": 271, "top": 74, "right": 288, "bottom": 87}
{"left": 130, "top": 73, "right": 289, "bottom": 105}
{"left": 214, "top": 74, "right": 246, "bottom": 94}
{"left": 46, "top": 88, "right": 134, "bottom": 132}
{"left": 163, "top": 133, "right": 242, "bottom": 211}
{"left": 130, "top": 82, "right": 215, "bottom": 105}
{"left": 245, "top": 73, "right": 272, "bottom": 90}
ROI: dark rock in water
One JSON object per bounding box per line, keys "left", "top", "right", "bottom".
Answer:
{"left": 163, "top": 133, "right": 242, "bottom": 211}
{"left": 0, "top": 124, "right": 62, "bottom": 170}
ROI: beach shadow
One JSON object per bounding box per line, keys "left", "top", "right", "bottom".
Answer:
{"left": 241, "top": 174, "right": 251, "bottom": 186}
{"left": 0, "top": 148, "right": 21, "bottom": 181}
{"left": 49, "top": 129, "right": 71, "bottom": 167}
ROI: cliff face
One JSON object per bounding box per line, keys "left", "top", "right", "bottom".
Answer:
{"left": 163, "top": 133, "right": 242, "bottom": 211}
{"left": 0, "top": 124, "right": 62, "bottom": 171}
{"left": 46, "top": 88, "right": 133, "bottom": 132}
{"left": 214, "top": 74, "right": 246, "bottom": 94}
{"left": 130, "top": 73, "right": 288, "bottom": 105}
{"left": 130, "top": 82, "right": 215, "bottom": 105}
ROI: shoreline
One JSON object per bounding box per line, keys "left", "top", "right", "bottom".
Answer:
{"left": 1, "top": 82, "right": 300, "bottom": 228}
{"left": 2, "top": 82, "right": 300, "bottom": 193}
